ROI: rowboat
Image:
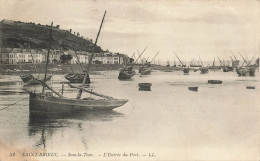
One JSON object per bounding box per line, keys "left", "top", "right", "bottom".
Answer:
{"left": 208, "top": 80, "right": 223, "bottom": 84}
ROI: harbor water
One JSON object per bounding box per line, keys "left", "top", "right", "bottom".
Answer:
{"left": 0, "top": 69, "right": 259, "bottom": 160}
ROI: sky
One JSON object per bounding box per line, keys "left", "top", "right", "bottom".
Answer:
{"left": 0, "top": 0, "right": 260, "bottom": 62}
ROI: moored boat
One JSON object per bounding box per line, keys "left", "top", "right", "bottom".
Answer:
{"left": 21, "top": 74, "right": 52, "bottom": 85}
{"left": 208, "top": 80, "right": 223, "bottom": 84}
{"left": 64, "top": 73, "right": 90, "bottom": 83}
{"left": 118, "top": 67, "right": 136, "bottom": 79}
{"left": 29, "top": 11, "right": 128, "bottom": 115}
{"left": 188, "top": 86, "right": 198, "bottom": 92}
{"left": 199, "top": 67, "right": 209, "bottom": 74}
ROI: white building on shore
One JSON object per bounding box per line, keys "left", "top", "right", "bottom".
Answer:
{"left": 0, "top": 48, "right": 127, "bottom": 65}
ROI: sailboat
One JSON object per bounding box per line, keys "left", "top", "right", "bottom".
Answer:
{"left": 139, "top": 51, "right": 159, "bottom": 75}
{"left": 174, "top": 52, "right": 190, "bottom": 74}
{"left": 198, "top": 55, "right": 209, "bottom": 74}
{"left": 29, "top": 11, "right": 128, "bottom": 115}
{"left": 64, "top": 50, "right": 90, "bottom": 83}
{"left": 208, "top": 57, "right": 221, "bottom": 69}
{"left": 118, "top": 46, "right": 147, "bottom": 79}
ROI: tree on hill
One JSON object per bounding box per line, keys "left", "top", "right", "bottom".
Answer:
{"left": 60, "top": 54, "right": 73, "bottom": 63}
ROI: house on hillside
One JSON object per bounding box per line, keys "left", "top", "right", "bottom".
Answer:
{"left": 0, "top": 48, "right": 12, "bottom": 64}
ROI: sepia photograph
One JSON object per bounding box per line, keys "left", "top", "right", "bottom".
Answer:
{"left": 0, "top": 0, "right": 259, "bottom": 160}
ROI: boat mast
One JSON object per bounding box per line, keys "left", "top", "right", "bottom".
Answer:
{"left": 28, "top": 43, "right": 38, "bottom": 73}
{"left": 198, "top": 55, "right": 204, "bottom": 67}
{"left": 174, "top": 52, "right": 184, "bottom": 67}
{"left": 42, "top": 22, "right": 53, "bottom": 94}
{"left": 150, "top": 51, "right": 159, "bottom": 64}
{"left": 77, "top": 11, "right": 106, "bottom": 99}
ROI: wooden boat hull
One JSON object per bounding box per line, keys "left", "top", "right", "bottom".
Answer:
{"left": 138, "top": 83, "right": 152, "bottom": 91}
{"left": 246, "top": 86, "right": 255, "bottom": 89}
{"left": 183, "top": 68, "right": 190, "bottom": 74}
{"left": 237, "top": 68, "right": 249, "bottom": 76}
{"left": 29, "top": 93, "right": 128, "bottom": 114}
{"left": 208, "top": 66, "right": 221, "bottom": 69}
{"left": 222, "top": 67, "right": 233, "bottom": 72}
{"left": 140, "top": 67, "right": 152, "bottom": 75}
{"left": 21, "top": 74, "right": 52, "bottom": 85}
{"left": 64, "top": 73, "right": 91, "bottom": 83}
{"left": 199, "top": 67, "right": 209, "bottom": 74}
{"left": 118, "top": 70, "right": 135, "bottom": 79}
{"left": 249, "top": 67, "right": 256, "bottom": 76}
{"left": 208, "top": 80, "right": 223, "bottom": 84}
{"left": 188, "top": 87, "right": 198, "bottom": 91}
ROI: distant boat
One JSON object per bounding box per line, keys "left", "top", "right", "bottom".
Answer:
{"left": 139, "top": 51, "right": 159, "bottom": 75}
{"left": 118, "top": 46, "right": 147, "bottom": 80}
{"left": 183, "top": 67, "right": 190, "bottom": 74}
{"left": 138, "top": 83, "right": 152, "bottom": 91}
{"left": 199, "top": 67, "right": 209, "bottom": 74}
{"left": 222, "top": 66, "right": 233, "bottom": 72}
{"left": 140, "top": 67, "right": 152, "bottom": 75}
{"left": 188, "top": 86, "right": 198, "bottom": 92}
{"left": 29, "top": 11, "right": 128, "bottom": 115}
{"left": 198, "top": 55, "right": 209, "bottom": 74}
{"left": 209, "top": 57, "right": 221, "bottom": 69}
{"left": 174, "top": 52, "right": 189, "bottom": 74}
{"left": 208, "top": 80, "right": 222, "bottom": 84}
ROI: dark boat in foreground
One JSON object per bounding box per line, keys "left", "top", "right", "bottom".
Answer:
{"left": 29, "top": 11, "right": 128, "bottom": 115}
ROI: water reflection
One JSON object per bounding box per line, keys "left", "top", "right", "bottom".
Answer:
{"left": 28, "top": 111, "right": 124, "bottom": 150}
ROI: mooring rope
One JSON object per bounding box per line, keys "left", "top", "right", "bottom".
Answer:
{"left": 0, "top": 96, "right": 28, "bottom": 111}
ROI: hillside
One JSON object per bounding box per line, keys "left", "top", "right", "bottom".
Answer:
{"left": 0, "top": 20, "right": 102, "bottom": 52}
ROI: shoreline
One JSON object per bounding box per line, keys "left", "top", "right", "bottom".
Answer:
{"left": 0, "top": 63, "right": 187, "bottom": 75}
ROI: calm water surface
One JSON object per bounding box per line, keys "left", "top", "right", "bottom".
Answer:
{"left": 0, "top": 69, "right": 259, "bottom": 160}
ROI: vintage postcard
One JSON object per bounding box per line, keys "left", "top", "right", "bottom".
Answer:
{"left": 0, "top": 0, "right": 259, "bottom": 161}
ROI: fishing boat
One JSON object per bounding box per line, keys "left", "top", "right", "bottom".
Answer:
{"left": 236, "top": 54, "right": 256, "bottom": 76}
{"left": 29, "top": 11, "right": 128, "bottom": 115}
{"left": 199, "top": 67, "right": 209, "bottom": 74}
{"left": 188, "top": 86, "right": 198, "bottom": 92}
{"left": 209, "top": 57, "right": 221, "bottom": 69}
{"left": 17, "top": 47, "right": 52, "bottom": 85}
{"left": 118, "top": 46, "right": 147, "bottom": 80}
{"left": 118, "top": 67, "right": 136, "bottom": 79}
{"left": 190, "top": 59, "right": 202, "bottom": 67}
{"left": 140, "top": 67, "right": 152, "bottom": 75}
{"left": 139, "top": 51, "right": 159, "bottom": 75}
{"left": 64, "top": 73, "right": 90, "bottom": 83}
{"left": 174, "top": 52, "right": 190, "bottom": 74}
{"left": 208, "top": 80, "right": 223, "bottom": 84}
{"left": 198, "top": 55, "right": 209, "bottom": 74}
{"left": 183, "top": 67, "right": 190, "bottom": 74}
{"left": 222, "top": 66, "right": 233, "bottom": 72}
{"left": 21, "top": 74, "right": 52, "bottom": 85}
{"left": 138, "top": 83, "right": 152, "bottom": 91}
{"left": 64, "top": 50, "right": 89, "bottom": 83}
